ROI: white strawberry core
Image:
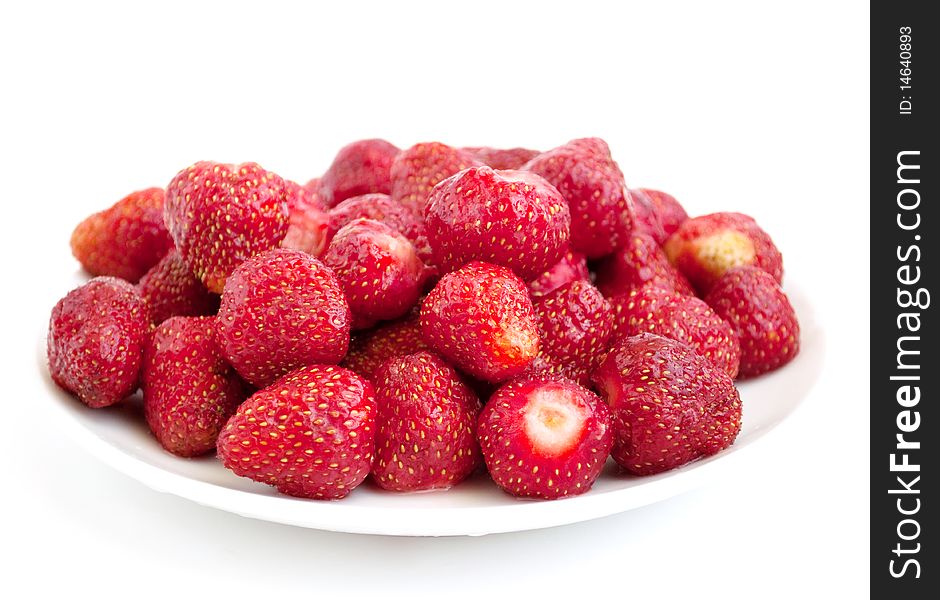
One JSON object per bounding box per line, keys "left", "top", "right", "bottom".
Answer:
{"left": 523, "top": 386, "right": 589, "bottom": 457}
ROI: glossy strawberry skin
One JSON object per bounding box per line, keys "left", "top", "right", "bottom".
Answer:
{"left": 420, "top": 261, "right": 540, "bottom": 383}
{"left": 463, "top": 146, "right": 540, "bottom": 170}
{"left": 425, "top": 166, "right": 571, "bottom": 280}
{"left": 630, "top": 189, "right": 668, "bottom": 245}
{"left": 319, "top": 139, "right": 400, "bottom": 207}
{"left": 478, "top": 378, "right": 612, "bottom": 499}
{"left": 322, "top": 218, "right": 427, "bottom": 326}
{"left": 341, "top": 316, "right": 428, "bottom": 381}
{"left": 217, "top": 365, "right": 376, "bottom": 500}
{"left": 705, "top": 267, "right": 800, "bottom": 378}
{"left": 390, "top": 142, "right": 483, "bottom": 214}
{"left": 328, "top": 193, "right": 433, "bottom": 264}
{"left": 610, "top": 285, "right": 741, "bottom": 379}
{"left": 70, "top": 187, "right": 173, "bottom": 283}
{"left": 216, "top": 248, "right": 351, "bottom": 388}
{"left": 523, "top": 138, "right": 633, "bottom": 258}
{"left": 164, "top": 161, "right": 290, "bottom": 294}
{"left": 47, "top": 277, "right": 151, "bottom": 408}
{"left": 593, "top": 333, "right": 742, "bottom": 475}
{"left": 142, "top": 316, "right": 247, "bottom": 457}
{"left": 137, "top": 249, "right": 219, "bottom": 324}
{"left": 635, "top": 188, "right": 688, "bottom": 239}
{"left": 664, "top": 211, "right": 783, "bottom": 294}
{"left": 372, "top": 351, "right": 481, "bottom": 491}
{"left": 527, "top": 249, "right": 590, "bottom": 298}
{"left": 594, "top": 233, "right": 695, "bottom": 298}
{"left": 281, "top": 179, "right": 331, "bottom": 257}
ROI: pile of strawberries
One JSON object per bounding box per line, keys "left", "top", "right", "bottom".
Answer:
{"left": 47, "top": 138, "right": 800, "bottom": 501}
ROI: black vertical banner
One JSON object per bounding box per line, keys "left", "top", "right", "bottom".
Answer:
{"left": 872, "top": 2, "right": 936, "bottom": 595}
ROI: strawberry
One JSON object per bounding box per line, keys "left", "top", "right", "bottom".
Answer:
{"left": 390, "top": 142, "right": 483, "bottom": 214}
{"left": 664, "top": 211, "right": 783, "bottom": 294}
{"left": 372, "top": 351, "right": 481, "bottom": 491}
{"left": 592, "top": 333, "right": 741, "bottom": 475}
{"left": 632, "top": 188, "right": 688, "bottom": 240}
{"left": 527, "top": 248, "right": 590, "bottom": 298}
{"left": 142, "top": 316, "right": 247, "bottom": 457}
{"left": 594, "top": 232, "right": 695, "bottom": 298}
{"left": 705, "top": 267, "right": 800, "bottom": 378}
{"left": 523, "top": 138, "right": 633, "bottom": 258}
{"left": 463, "top": 146, "right": 540, "bottom": 170}
{"left": 47, "top": 277, "right": 151, "bottom": 408}
{"left": 217, "top": 364, "right": 376, "bottom": 500}
{"left": 318, "top": 139, "right": 400, "bottom": 207}
{"left": 529, "top": 280, "right": 613, "bottom": 387}
{"left": 137, "top": 249, "right": 219, "bottom": 324}
{"left": 216, "top": 248, "right": 351, "bottom": 388}
{"left": 70, "top": 187, "right": 173, "bottom": 283}
{"left": 478, "top": 378, "right": 612, "bottom": 499}
{"left": 281, "top": 179, "right": 331, "bottom": 257}
{"left": 420, "top": 261, "right": 540, "bottom": 383}
{"left": 164, "top": 161, "right": 290, "bottom": 294}
{"left": 630, "top": 189, "right": 667, "bottom": 245}
{"left": 425, "top": 166, "right": 571, "bottom": 280}
{"left": 328, "top": 193, "right": 433, "bottom": 264}
{"left": 610, "top": 285, "right": 741, "bottom": 379}
{"left": 303, "top": 177, "right": 328, "bottom": 209}
{"left": 322, "top": 218, "right": 427, "bottom": 327}
{"left": 341, "top": 316, "right": 427, "bottom": 381}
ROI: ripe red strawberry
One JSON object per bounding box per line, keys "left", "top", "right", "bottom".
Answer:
{"left": 70, "top": 187, "right": 173, "bottom": 282}
{"left": 420, "top": 261, "right": 540, "bottom": 383}
{"left": 425, "top": 166, "right": 571, "bottom": 280}
{"left": 630, "top": 189, "right": 667, "bottom": 244}
{"left": 47, "top": 277, "right": 151, "bottom": 408}
{"left": 478, "top": 378, "right": 612, "bottom": 499}
{"left": 217, "top": 364, "right": 376, "bottom": 500}
{"left": 322, "top": 218, "right": 427, "bottom": 327}
{"left": 705, "top": 267, "right": 800, "bottom": 378}
{"left": 318, "top": 139, "right": 400, "bottom": 207}
{"left": 610, "top": 285, "right": 741, "bottom": 378}
{"left": 303, "top": 177, "right": 328, "bottom": 209}
{"left": 142, "top": 316, "right": 247, "bottom": 457}
{"left": 633, "top": 188, "right": 688, "bottom": 240}
{"left": 390, "top": 142, "right": 482, "bottom": 214}
{"left": 527, "top": 248, "right": 590, "bottom": 298}
{"left": 372, "top": 351, "right": 481, "bottom": 491}
{"left": 281, "top": 179, "right": 331, "bottom": 257}
{"left": 137, "top": 249, "right": 219, "bottom": 324}
{"left": 523, "top": 138, "right": 633, "bottom": 258}
{"left": 216, "top": 248, "right": 351, "bottom": 388}
{"left": 594, "top": 232, "right": 695, "bottom": 298}
{"left": 593, "top": 333, "right": 742, "bottom": 475}
{"left": 664, "top": 211, "right": 783, "bottom": 294}
{"left": 463, "top": 146, "right": 540, "bottom": 170}
{"left": 529, "top": 280, "right": 613, "bottom": 387}
{"left": 341, "top": 316, "right": 428, "bottom": 381}
{"left": 328, "top": 193, "right": 433, "bottom": 264}
{"left": 164, "top": 161, "right": 290, "bottom": 294}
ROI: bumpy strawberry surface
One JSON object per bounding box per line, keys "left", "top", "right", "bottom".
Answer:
{"left": 372, "top": 351, "right": 481, "bottom": 491}
{"left": 318, "top": 139, "right": 400, "bottom": 207}
{"left": 594, "top": 232, "right": 695, "bottom": 297}
{"left": 634, "top": 188, "right": 688, "bottom": 240}
{"left": 664, "top": 211, "right": 782, "bottom": 293}
{"left": 281, "top": 179, "right": 331, "bottom": 257}
{"left": 216, "top": 248, "right": 351, "bottom": 388}
{"left": 341, "top": 316, "right": 428, "bottom": 381}
{"left": 323, "top": 218, "right": 427, "bottom": 327}
{"left": 463, "top": 146, "right": 540, "bottom": 170}
{"left": 527, "top": 248, "right": 590, "bottom": 298}
{"left": 420, "top": 261, "right": 540, "bottom": 383}
{"left": 610, "top": 285, "right": 741, "bottom": 378}
{"left": 142, "top": 316, "right": 246, "bottom": 457}
{"left": 328, "top": 193, "right": 433, "bottom": 264}
{"left": 524, "top": 138, "right": 633, "bottom": 258}
{"left": 70, "top": 187, "right": 173, "bottom": 282}
{"left": 390, "top": 142, "right": 482, "bottom": 214}
{"left": 425, "top": 166, "right": 571, "bottom": 280}
{"left": 529, "top": 280, "right": 613, "bottom": 387}
{"left": 47, "top": 277, "right": 151, "bottom": 408}
{"left": 478, "top": 378, "right": 612, "bottom": 499}
{"left": 164, "top": 161, "right": 290, "bottom": 293}
{"left": 705, "top": 267, "right": 800, "bottom": 377}
{"left": 593, "top": 333, "right": 741, "bottom": 475}
{"left": 217, "top": 364, "right": 376, "bottom": 500}
{"left": 137, "top": 249, "right": 219, "bottom": 324}
{"left": 630, "top": 189, "right": 668, "bottom": 245}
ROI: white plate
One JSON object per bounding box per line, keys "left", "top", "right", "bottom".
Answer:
{"left": 38, "top": 280, "right": 822, "bottom": 537}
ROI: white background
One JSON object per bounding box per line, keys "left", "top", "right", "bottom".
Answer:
{"left": 0, "top": 1, "right": 869, "bottom": 598}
